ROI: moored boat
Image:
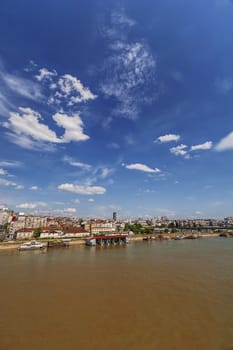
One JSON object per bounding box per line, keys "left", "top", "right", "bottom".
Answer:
{"left": 18, "top": 240, "right": 46, "bottom": 251}
{"left": 174, "top": 234, "right": 185, "bottom": 240}
{"left": 85, "top": 238, "right": 97, "bottom": 246}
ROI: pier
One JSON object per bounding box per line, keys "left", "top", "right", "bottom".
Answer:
{"left": 86, "top": 234, "right": 129, "bottom": 246}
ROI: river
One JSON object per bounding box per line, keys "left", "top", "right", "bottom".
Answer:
{"left": 0, "top": 238, "right": 232, "bottom": 350}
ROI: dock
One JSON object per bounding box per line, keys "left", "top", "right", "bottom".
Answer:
{"left": 85, "top": 234, "right": 129, "bottom": 246}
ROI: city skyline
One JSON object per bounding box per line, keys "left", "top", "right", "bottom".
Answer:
{"left": 0, "top": 0, "right": 233, "bottom": 218}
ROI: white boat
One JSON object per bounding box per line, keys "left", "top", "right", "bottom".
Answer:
{"left": 174, "top": 234, "right": 185, "bottom": 240}
{"left": 18, "top": 240, "right": 46, "bottom": 251}
{"left": 85, "top": 238, "right": 96, "bottom": 246}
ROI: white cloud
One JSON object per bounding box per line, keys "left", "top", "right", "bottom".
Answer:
{"left": 100, "top": 167, "right": 115, "bottom": 179}
{"left": 111, "top": 9, "right": 136, "bottom": 28}
{"left": 15, "top": 185, "right": 24, "bottom": 190}
{"left": 0, "top": 90, "right": 13, "bottom": 116}
{"left": 16, "top": 201, "right": 47, "bottom": 209}
{"left": 35, "top": 68, "right": 57, "bottom": 81}
{"left": 63, "top": 207, "right": 77, "bottom": 213}
{"left": 1, "top": 73, "right": 42, "bottom": 101}
{"left": 56, "top": 74, "right": 97, "bottom": 105}
{"left": 0, "top": 168, "right": 6, "bottom": 175}
{"left": 190, "top": 141, "right": 213, "bottom": 151}
{"left": 3, "top": 108, "right": 90, "bottom": 149}
{"left": 58, "top": 183, "right": 106, "bottom": 195}
{"left": 63, "top": 156, "right": 92, "bottom": 170}
{"left": 53, "top": 112, "right": 90, "bottom": 142}
{"left": 16, "top": 203, "right": 37, "bottom": 209}
{"left": 125, "top": 163, "right": 161, "bottom": 173}
{"left": 29, "top": 186, "right": 38, "bottom": 190}
{"left": 0, "top": 178, "right": 24, "bottom": 189}
{"left": 3, "top": 107, "right": 61, "bottom": 143}
{"left": 170, "top": 144, "right": 188, "bottom": 157}
{"left": 88, "top": 198, "right": 95, "bottom": 202}
{"left": 0, "top": 178, "right": 17, "bottom": 187}
{"left": 100, "top": 40, "right": 157, "bottom": 119}
{"left": 215, "top": 131, "right": 233, "bottom": 151}
{"left": 0, "top": 160, "right": 21, "bottom": 167}
{"left": 156, "top": 134, "right": 180, "bottom": 143}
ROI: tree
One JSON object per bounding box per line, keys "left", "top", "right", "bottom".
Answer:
{"left": 33, "top": 228, "right": 42, "bottom": 238}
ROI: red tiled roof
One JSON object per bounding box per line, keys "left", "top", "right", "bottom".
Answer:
{"left": 66, "top": 228, "right": 88, "bottom": 234}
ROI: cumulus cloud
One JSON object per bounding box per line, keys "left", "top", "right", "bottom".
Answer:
{"left": 156, "top": 134, "right": 180, "bottom": 143}
{"left": 215, "top": 131, "right": 233, "bottom": 151}
{"left": 35, "top": 68, "right": 57, "bottom": 81}
{"left": 125, "top": 163, "right": 161, "bottom": 173}
{"left": 190, "top": 141, "right": 213, "bottom": 151}
{"left": 54, "top": 74, "right": 97, "bottom": 106}
{"left": 88, "top": 198, "right": 95, "bottom": 202}
{"left": 0, "top": 168, "right": 6, "bottom": 175}
{"left": 53, "top": 112, "right": 90, "bottom": 142}
{"left": 3, "top": 108, "right": 90, "bottom": 149}
{"left": 170, "top": 144, "right": 188, "bottom": 157}
{"left": 3, "top": 107, "right": 60, "bottom": 143}
{"left": 58, "top": 183, "right": 106, "bottom": 195}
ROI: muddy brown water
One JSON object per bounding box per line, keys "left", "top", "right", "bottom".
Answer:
{"left": 0, "top": 238, "right": 232, "bottom": 350}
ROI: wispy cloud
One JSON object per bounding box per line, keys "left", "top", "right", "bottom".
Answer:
{"left": 155, "top": 134, "right": 180, "bottom": 143}
{"left": 0, "top": 62, "right": 42, "bottom": 117}
{"left": 16, "top": 201, "right": 47, "bottom": 209}
{"left": 125, "top": 163, "right": 161, "bottom": 173}
{"left": 1, "top": 72, "right": 42, "bottom": 101}
{"left": 99, "top": 9, "right": 158, "bottom": 119}
{"left": 0, "top": 178, "right": 24, "bottom": 189}
{"left": 215, "top": 77, "right": 233, "bottom": 94}
{"left": 63, "top": 156, "right": 92, "bottom": 171}
{"left": 215, "top": 131, "right": 233, "bottom": 151}
{"left": 0, "top": 160, "right": 22, "bottom": 167}
{"left": 63, "top": 207, "right": 77, "bottom": 213}
{"left": 107, "top": 142, "right": 120, "bottom": 149}
{"left": 58, "top": 183, "right": 106, "bottom": 195}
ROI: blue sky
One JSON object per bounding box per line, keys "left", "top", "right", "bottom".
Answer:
{"left": 0, "top": 0, "right": 233, "bottom": 218}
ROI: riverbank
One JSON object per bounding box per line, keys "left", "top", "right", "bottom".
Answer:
{"left": 0, "top": 232, "right": 227, "bottom": 250}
